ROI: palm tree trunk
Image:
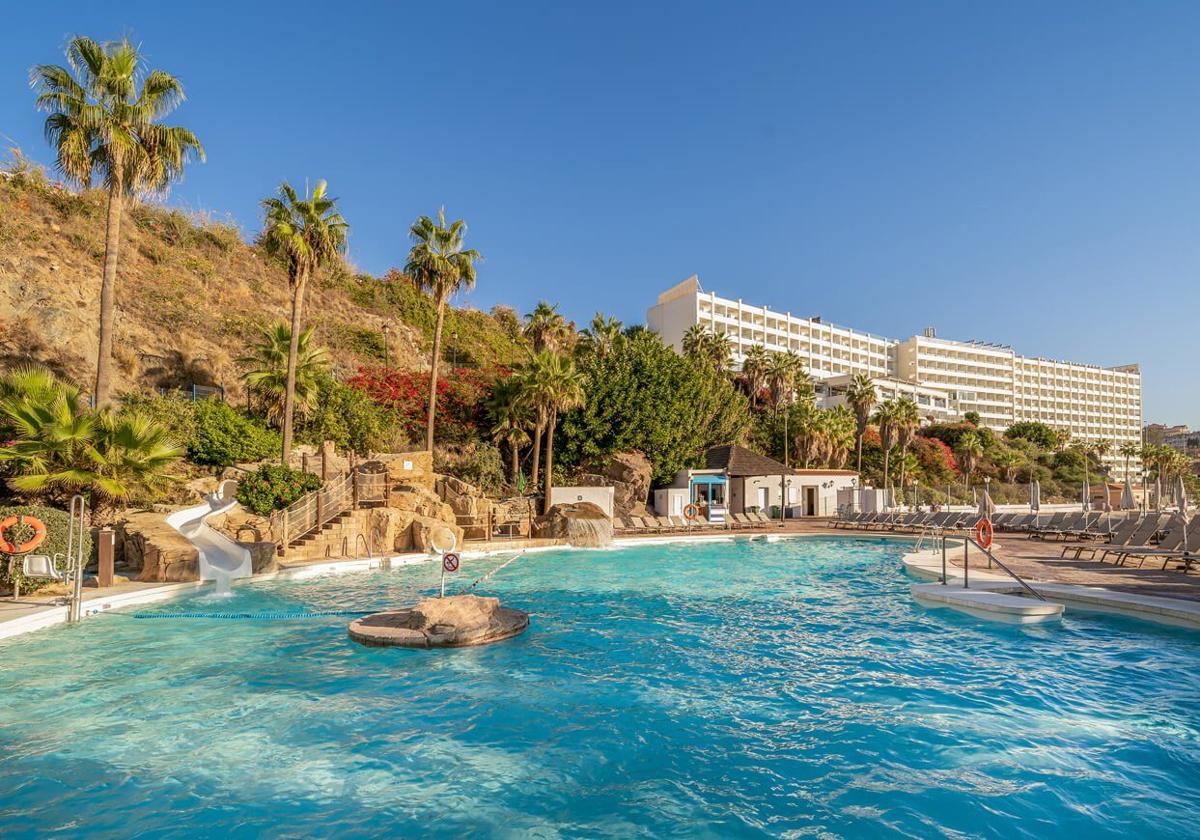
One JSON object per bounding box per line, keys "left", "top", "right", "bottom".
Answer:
{"left": 882, "top": 447, "right": 890, "bottom": 500}
{"left": 510, "top": 439, "right": 520, "bottom": 487}
{"left": 94, "top": 180, "right": 123, "bottom": 408}
{"left": 855, "top": 433, "right": 863, "bottom": 477}
{"left": 531, "top": 421, "right": 543, "bottom": 485}
{"left": 543, "top": 410, "right": 557, "bottom": 515}
{"left": 898, "top": 445, "right": 907, "bottom": 504}
{"left": 425, "top": 295, "right": 447, "bottom": 452}
{"left": 280, "top": 267, "right": 308, "bottom": 464}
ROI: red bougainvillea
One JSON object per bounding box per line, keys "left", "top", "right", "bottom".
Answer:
{"left": 348, "top": 365, "right": 508, "bottom": 444}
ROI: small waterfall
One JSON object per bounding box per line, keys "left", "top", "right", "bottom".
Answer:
{"left": 212, "top": 571, "right": 233, "bottom": 597}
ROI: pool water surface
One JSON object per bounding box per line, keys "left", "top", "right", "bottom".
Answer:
{"left": 1, "top": 536, "right": 1198, "bottom": 838}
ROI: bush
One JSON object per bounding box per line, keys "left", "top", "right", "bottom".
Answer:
{"left": 1005, "top": 421, "right": 1058, "bottom": 450}
{"left": 297, "top": 374, "right": 402, "bottom": 455}
{"left": 0, "top": 505, "right": 92, "bottom": 595}
{"left": 349, "top": 365, "right": 504, "bottom": 445}
{"left": 190, "top": 400, "right": 280, "bottom": 468}
{"left": 118, "top": 392, "right": 197, "bottom": 444}
{"left": 435, "top": 442, "right": 505, "bottom": 497}
{"left": 235, "top": 464, "right": 321, "bottom": 515}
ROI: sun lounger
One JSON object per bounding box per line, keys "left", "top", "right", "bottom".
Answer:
{"left": 1109, "top": 516, "right": 1190, "bottom": 566}
{"left": 1028, "top": 511, "right": 1067, "bottom": 538}
{"left": 1064, "top": 514, "right": 1142, "bottom": 559}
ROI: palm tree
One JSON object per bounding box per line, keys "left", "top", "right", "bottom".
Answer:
{"left": 994, "top": 449, "right": 1024, "bottom": 483}
{"left": 260, "top": 181, "right": 348, "bottom": 463}
{"left": 765, "top": 352, "right": 804, "bottom": 416}
{"left": 520, "top": 350, "right": 586, "bottom": 513}
{"left": 32, "top": 37, "right": 205, "bottom": 407}
{"left": 487, "top": 377, "right": 532, "bottom": 488}
{"left": 404, "top": 208, "right": 480, "bottom": 452}
{"left": 845, "top": 373, "right": 877, "bottom": 477}
{"left": 682, "top": 324, "right": 710, "bottom": 359}
{"left": 524, "top": 301, "right": 570, "bottom": 353}
{"left": 1093, "top": 438, "right": 1113, "bottom": 476}
{"left": 741, "top": 345, "right": 769, "bottom": 408}
{"left": 0, "top": 367, "right": 181, "bottom": 514}
{"left": 1053, "top": 428, "right": 1072, "bottom": 453}
{"left": 682, "top": 326, "right": 732, "bottom": 374}
{"left": 872, "top": 400, "right": 899, "bottom": 497}
{"left": 580, "top": 313, "right": 623, "bottom": 358}
{"left": 956, "top": 431, "right": 984, "bottom": 492}
{"left": 237, "top": 323, "right": 329, "bottom": 426}
{"left": 892, "top": 397, "right": 921, "bottom": 502}
{"left": 1119, "top": 440, "right": 1141, "bottom": 478}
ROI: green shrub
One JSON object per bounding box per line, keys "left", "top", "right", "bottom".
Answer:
{"left": 118, "top": 392, "right": 197, "bottom": 445}
{"left": 435, "top": 442, "right": 505, "bottom": 496}
{"left": 0, "top": 505, "right": 92, "bottom": 594}
{"left": 235, "top": 464, "right": 321, "bottom": 515}
{"left": 297, "top": 374, "right": 401, "bottom": 455}
{"left": 190, "top": 400, "right": 280, "bottom": 468}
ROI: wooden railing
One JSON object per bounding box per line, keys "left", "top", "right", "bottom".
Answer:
{"left": 270, "top": 465, "right": 388, "bottom": 552}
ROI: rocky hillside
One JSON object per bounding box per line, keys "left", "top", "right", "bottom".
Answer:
{"left": 0, "top": 156, "right": 528, "bottom": 400}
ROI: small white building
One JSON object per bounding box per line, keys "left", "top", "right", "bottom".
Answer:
{"left": 655, "top": 445, "right": 859, "bottom": 519}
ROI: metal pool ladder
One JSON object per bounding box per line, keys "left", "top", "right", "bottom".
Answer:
{"left": 938, "top": 533, "right": 1046, "bottom": 602}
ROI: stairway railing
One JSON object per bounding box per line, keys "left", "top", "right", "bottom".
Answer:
{"left": 270, "top": 466, "right": 388, "bottom": 552}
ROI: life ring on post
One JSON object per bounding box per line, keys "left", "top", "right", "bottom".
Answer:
{"left": 974, "top": 517, "right": 994, "bottom": 550}
{"left": 683, "top": 503, "right": 699, "bottom": 522}
{"left": 0, "top": 515, "right": 48, "bottom": 555}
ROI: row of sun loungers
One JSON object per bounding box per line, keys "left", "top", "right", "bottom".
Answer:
{"left": 834, "top": 509, "right": 1198, "bottom": 573}
{"left": 612, "top": 511, "right": 776, "bottom": 535}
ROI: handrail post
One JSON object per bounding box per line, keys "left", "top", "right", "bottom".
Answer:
{"left": 941, "top": 535, "right": 947, "bottom": 585}
{"left": 282, "top": 509, "right": 289, "bottom": 552}
{"left": 963, "top": 538, "right": 969, "bottom": 589}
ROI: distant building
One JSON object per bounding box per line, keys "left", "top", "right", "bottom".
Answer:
{"left": 647, "top": 275, "right": 1143, "bottom": 476}
{"left": 653, "top": 445, "right": 857, "bottom": 519}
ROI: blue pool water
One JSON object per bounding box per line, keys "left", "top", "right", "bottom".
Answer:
{"left": 1, "top": 536, "right": 1199, "bottom": 838}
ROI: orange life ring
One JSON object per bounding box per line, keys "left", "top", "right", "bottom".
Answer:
{"left": 0, "top": 515, "right": 48, "bottom": 555}
{"left": 974, "top": 517, "right": 994, "bottom": 549}
{"left": 683, "top": 503, "right": 699, "bottom": 521}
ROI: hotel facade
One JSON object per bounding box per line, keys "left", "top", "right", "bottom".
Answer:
{"left": 647, "top": 276, "right": 1143, "bottom": 476}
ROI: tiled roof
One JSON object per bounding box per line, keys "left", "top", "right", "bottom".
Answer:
{"left": 704, "top": 445, "right": 796, "bottom": 477}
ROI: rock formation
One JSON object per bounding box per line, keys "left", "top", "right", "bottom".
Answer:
{"left": 535, "top": 501, "right": 614, "bottom": 547}
{"left": 348, "top": 594, "right": 529, "bottom": 648}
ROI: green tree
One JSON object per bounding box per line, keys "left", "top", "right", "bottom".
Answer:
{"left": 741, "top": 345, "right": 769, "bottom": 409}
{"left": 682, "top": 325, "right": 731, "bottom": 374}
{"left": 524, "top": 301, "right": 570, "bottom": 353}
{"left": 1118, "top": 440, "right": 1141, "bottom": 477}
{"left": 32, "top": 37, "right": 205, "bottom": 407}
{"left": 845, "top": 373, "right": 877, "bottom": 478}
{"left": 955, "top": 430, "right": 984, "bottom": 491}
{"left": 488, "top": 377, "right": 532, "bottom": 487}
{"left": 237, "top": 323, "right": 329, "bottom": 426}
{"left": 405, "top": 209, "right": 481, "bottom": 452}
{"left": 872, "top": 400, "right": 899, "bottom": 495}
{"left": 260, "top": 180, "right": 348, "bottom": 462}
{"left": 1005, "top": 420, "right": 1057, "bottom": 450}
{"left": 893, "top": 397, "right": 921, "bottom": 502}
{"left": 520, "top": 351, "right": 586, "bottom": 513}
{"left": 557, "top": 330, "right": 749, "bottom": 485}
{"left": 579, "top": 313, "right": 623, "bottom": 359}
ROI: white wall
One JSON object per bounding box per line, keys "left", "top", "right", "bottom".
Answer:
{"left": 550, "top": 486, "right": 615, "bottom": 518}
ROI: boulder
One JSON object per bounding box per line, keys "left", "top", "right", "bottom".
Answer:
{"left": 245, "top": 542, "right": 278, "bottom": 575}
{"left": 348, "top": 594, "right": 529, "bottom": 648}
{"left": 410, "top": 516, "right": 464, "bottom": 553}
{"left": 119, "top": 512, "right": 200, "bottom": 582}
{"left": 534, "top": 501, "right": 613, "bottom": 547}
{"left": 602, "top": 451, "right": 652, "bottom": 516}
{"left": 437, "top": 474, "right": 495, "bottom": 540}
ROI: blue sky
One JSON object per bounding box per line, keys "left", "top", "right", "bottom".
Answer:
{"left": 3, "top": 2, "right": 1198, "bottom": 423}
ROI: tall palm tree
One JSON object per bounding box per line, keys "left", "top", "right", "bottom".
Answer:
{"left": 956, "top": 431, "right": 984, "bottom": 492}
{"left": 741, "top": 345, "right": 769, "bottom": 408}
{"left": 580, "top": 313, "right": 623, "bottom": 358}
{"left": 1093, "top": 438, "right": 1113, "bottom": 477}
{"left": 487, "top": 377, "right": 532, "bottom": 488}
{"left": 237, "top": 323, "right": 329, "bottom": 426}
{"left": 765, "top": 352, "right": 804, "bottom": 416}
{"left": 260, "top": 180, "right": 347, "bottom": 463}
{"left": 682, "top": 324, "right": 710, "bottom": 360}
{"left": 32, "top": 37, "right": 205, "bottom": 407}
{"left": 404, "top": 208, "right": 480, "bottom": 452}
{"left": 893, "top": 397, "right": 921, "bottom": 502}
{"left": 520, "top": 350, "right": 586, "bottom": 513}
{"left": 1053, "top": 428, "right": 1072, "bottom": 453}
{"left": 524, "top": 301, "right": 570, "bottom": 353}
{"left": 845, "top": 373, "right": 877, "bottom": 477}
{"left": 873, "top": 400, "right": 899, "bottom": 497}
{"left": 1118, "top": 440, "right": 1141, "bottom": 478}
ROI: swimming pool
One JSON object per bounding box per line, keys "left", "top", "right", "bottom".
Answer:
{"left": 1, "top": 536, "right": 1197, "bottom": 838}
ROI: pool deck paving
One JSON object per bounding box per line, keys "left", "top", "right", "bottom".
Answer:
{"left": 4, "top": 520, "right": 1199, "bottom": 640}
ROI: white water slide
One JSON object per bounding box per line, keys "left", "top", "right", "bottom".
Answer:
{"left": 167, "top": 480, "right": 253, "bottom": 584}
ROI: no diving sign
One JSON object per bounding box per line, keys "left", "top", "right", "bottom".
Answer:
{"left": 442, "top": 552, "right": 460, "bottom": 573}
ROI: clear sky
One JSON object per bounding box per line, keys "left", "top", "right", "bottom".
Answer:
{"left": 3, "top": 2, "right": 1198, "bottom": 424}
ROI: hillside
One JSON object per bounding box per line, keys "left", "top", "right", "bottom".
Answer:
{"left": 0, "top": 155, "right": 528, "bottom": 400}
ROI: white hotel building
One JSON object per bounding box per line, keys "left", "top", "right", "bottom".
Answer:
{"left": 647, "top": 276, "right": 1143, "bottom": 476}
